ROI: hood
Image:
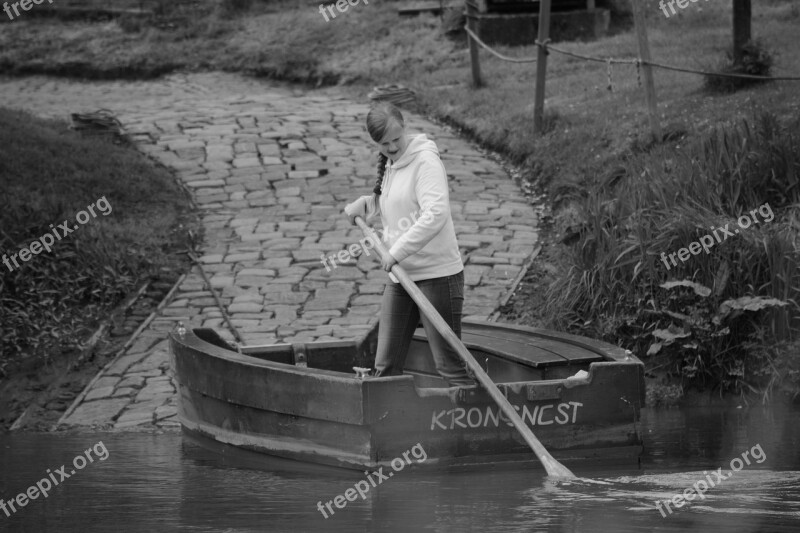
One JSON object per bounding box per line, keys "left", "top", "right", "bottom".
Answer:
{"left": 390, "top": 134, "right": 439, "bottom": 170}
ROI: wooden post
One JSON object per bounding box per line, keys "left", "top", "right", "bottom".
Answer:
{"left": 533, "top": 0, "right": 551, "bottom": 135}
{"left": 466, "top": 4, "right": 483, "bottom": 88}
{"left": 732, "top": 0, "right": 752, "bottom": 65}
{"left": 631, "top": 0, "right": 662, "bottom": 142}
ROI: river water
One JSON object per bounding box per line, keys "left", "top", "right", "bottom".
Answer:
{"left": 1, "top": 403, "right": 799, "bottom": 532}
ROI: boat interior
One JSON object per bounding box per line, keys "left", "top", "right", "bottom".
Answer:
{"left": 192, "top": 319, "right": 609, "bottom": 388}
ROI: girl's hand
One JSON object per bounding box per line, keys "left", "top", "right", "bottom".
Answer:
{"left": 381, "top": 254, "right": 397, "bottom": 272}
{"left": 344, "top": 197, "right": 367, "bottom": 225}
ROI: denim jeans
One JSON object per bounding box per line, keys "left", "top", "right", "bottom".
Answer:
{"left": 373, "top": 270, "right": 475, "bottom": 386}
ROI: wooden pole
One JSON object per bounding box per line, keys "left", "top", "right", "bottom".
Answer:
{"left": 354, "top": 217, "right": 576, "bottom": 478}
{"left": 533, "top": 0, "right": 551, "bottom": 135}
{"left": 631, "top": 0, "right": 662, "bottom": 142}
{"left": 467, "top": 6, "right": 483, "bottom": 87}
{"left": 732, "top": 0, "right": 752, "bottom": 65}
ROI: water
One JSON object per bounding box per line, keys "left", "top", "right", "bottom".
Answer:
{"left": 2, "top": 403, "right": 799, "bottom": 532}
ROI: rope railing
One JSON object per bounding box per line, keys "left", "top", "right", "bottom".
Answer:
{"left": 464, "top": 24, "right": 800, "bottom": 82}
{"left": 463, "top": 26, "right": 537, "bottom": 64}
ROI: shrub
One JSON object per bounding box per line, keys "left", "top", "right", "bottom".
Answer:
{"left": 705, "top": 39, "right": 774, "bottom": 93}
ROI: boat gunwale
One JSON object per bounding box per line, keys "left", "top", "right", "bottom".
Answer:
{"left": 171, "top": 320, "right": 643, "bottom": 389}
{"left": 175, "top": 318, "right": 642, "bottom": 382}
{"left": 170, "top": 328, "right": 643, "bottom": 404}
{"left": 171, "top": 329, "right": 410, "bottom": 384}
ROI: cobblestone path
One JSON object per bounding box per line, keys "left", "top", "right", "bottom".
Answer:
{"left": 1, "top": 73, "right": 540, "bottom": 430}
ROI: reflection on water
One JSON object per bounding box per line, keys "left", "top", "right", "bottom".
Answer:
{"left": 1, "top": 404, "right": 800, "bottom": 532}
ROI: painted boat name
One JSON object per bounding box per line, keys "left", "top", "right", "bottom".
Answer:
{"left": 430, "top": 402, "right": 583, "bottom": 431}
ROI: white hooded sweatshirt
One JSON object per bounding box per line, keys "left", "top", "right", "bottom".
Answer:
{"left": 347, "top": 134, "right": 463, "bottom": 282}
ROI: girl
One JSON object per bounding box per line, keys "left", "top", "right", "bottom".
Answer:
{"left": 345, "top": 102, "right": 475, "bottom": 387}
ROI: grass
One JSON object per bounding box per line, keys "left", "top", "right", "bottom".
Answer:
{"left": 545, "top": 111, "right": 800, "bottom": 395}
{"left": 0, "top": 108, "right": 192, "bottom": 376}
{"left": 2, "top": 0, "right": 798, "bottom": 182}
{"left": 0, "top": 0, "right": 798, "bottom": 396}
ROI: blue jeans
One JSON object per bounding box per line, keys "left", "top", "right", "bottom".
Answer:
{"left": 373, "top": 270, "right": 475, "bottom": 386}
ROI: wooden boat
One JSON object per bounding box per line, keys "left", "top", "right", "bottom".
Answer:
{"left": 169, "top": 319, "right": 645, "bottom": 471}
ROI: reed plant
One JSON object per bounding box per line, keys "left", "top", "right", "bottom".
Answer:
{"left": 546, "top": 111, "right": 800, "bottom": 394}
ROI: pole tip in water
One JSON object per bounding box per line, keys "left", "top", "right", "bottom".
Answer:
{"left": 547, "top": 463, "right": 577, "bottom": 479}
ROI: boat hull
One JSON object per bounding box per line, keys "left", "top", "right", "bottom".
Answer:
{"left": 169, "top": 320, "right": 645, "bottom": 471}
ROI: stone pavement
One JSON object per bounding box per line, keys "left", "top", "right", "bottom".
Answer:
{"left": 0, "top": 72, "right": 540, "bottom": 430}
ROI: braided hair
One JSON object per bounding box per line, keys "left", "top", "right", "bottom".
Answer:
{"left": 366, "top": 102, "right": 405, "bottom": 198}
{"left": 374, "top": 153, "right": 388, "bottom": 196}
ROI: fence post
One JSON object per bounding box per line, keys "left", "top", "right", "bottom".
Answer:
{"left": 466, "top": 5, "right": 483, "bottom": 88}
{"left": 533, "top": 0, "right": 551, "bottom": 134}
{"left": 631, "top": 0, "right": 662, "bottom": 141}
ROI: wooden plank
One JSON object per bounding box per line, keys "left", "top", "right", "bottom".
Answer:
{"left": 462, "top": 318, "right": 636, "bottom": 363}
{"left": 463, "top": 323, "right": 603, "bottom": 361}
{"left": 413, "top": 326, "right": 582, "bottom": 366}
{"left": 405, "top": 335, "right": 546, "bottom": 382}
{"left": 398, "top": 1, "right": 460, "bottom": 16}
{"left": 465, "top": 331, "right": 602, "bottom": 365}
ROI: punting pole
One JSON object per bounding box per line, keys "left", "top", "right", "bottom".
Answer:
{"left": 354, "top": 216, "right": 576, "bottom": 478}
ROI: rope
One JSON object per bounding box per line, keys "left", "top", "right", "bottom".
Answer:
{"left": 464, "top": 25, "right": 537, "bottom": 64}
{"left": 544, "top": 38, "right": 800, "bottom": 80}
{"left": 536, "top": 39, "right": 638, "bottom": 65}
{"left": 638, "top": 59, "right": 800, "bottom": 81}
{"left": 463, "top": 26, "right": 800, "bottom": 81}
{"left": 187, "top": 250, "right": 244, "bottom": 344}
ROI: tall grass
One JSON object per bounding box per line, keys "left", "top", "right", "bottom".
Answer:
{"left": 0, "top": 108, "right": 189, "bottom": 375}
{"left": 546, "top": 111, "right": 800, "bottom": 393}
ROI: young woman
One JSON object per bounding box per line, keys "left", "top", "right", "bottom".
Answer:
{"left": 344, "top": 102, "right": 476, "bottom": 387}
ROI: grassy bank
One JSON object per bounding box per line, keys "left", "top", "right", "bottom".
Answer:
{"left": 0, "top": 108, "right": 192, "bottom": 378}
{"left": 546, "top": 112, "right": 800, "bottom": 399}
{"left": 1, "top": 0, "right": 798, "bottom": 398}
